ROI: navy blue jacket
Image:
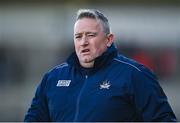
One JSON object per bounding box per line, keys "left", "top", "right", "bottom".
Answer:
{"left": 24, "top": 44, "right": 177, "bottom": 122}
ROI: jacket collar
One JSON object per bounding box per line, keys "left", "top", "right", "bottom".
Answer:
{"left": 67, "top": 43, "right": 118, "bottom": 74}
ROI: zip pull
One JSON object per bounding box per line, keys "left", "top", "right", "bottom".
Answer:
{"left": 85, "top": 75, "right": 88, "bottom": 79}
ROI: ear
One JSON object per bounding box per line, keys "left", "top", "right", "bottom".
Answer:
{"left": 106, "top": 33, "right": 115, "bottom": 47}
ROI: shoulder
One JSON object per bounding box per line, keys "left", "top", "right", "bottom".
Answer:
{"left": 49, "top": 62, "right": 69, "bottom": 72}
{"left": 43, "top": 62, "right": 70, "bottom": 78}
{"left": 113, "top": 54, "right": 142, "bottom": 72}
{"left": 113, "top": 54, "right": 157, "bottom": 79}
{"left": 52, "top": 62, "right": 69, "bottom": 70}
{"left": 40, "top": 62, "right": 71, "bottom": 87}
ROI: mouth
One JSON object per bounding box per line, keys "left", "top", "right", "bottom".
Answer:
{"left": 81, "top": 49, "right": 90, "bottom": 54}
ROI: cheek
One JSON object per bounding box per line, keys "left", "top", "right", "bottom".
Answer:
{"left": 96, "top": 41, "right": 107, "bottom": 50}
{"left": 74, "top": 42, "right": 80, "bottom": 52}
{"left": 92, "top": 43, "right": 106, "bottom": 55}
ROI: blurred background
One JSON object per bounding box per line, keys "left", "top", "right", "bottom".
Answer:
{"left": 0, "top": 0, "right": 179, "bottom": 121}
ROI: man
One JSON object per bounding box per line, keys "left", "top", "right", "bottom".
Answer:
{"left": 24, "top": 9, "right": 177, "bottom": 122}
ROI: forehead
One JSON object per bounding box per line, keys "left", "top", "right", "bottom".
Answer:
{"left": 74, "top": 18, "right": 103, "bottom": 33}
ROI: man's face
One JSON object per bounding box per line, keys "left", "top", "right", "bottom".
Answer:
{"left": 74, "top": 18, "right": 109, "bottom": 66}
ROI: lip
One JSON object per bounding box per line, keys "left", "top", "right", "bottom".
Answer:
{"left": 81, "top": 49, "right": 90, "bottom": 54}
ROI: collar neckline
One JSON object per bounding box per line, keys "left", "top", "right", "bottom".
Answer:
{"left": 67, "top": 43, "right": 117, "bottom": 73}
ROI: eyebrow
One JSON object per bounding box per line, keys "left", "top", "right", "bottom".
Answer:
{"left": 74, "top": 32, "right": 98, "bottom": 36}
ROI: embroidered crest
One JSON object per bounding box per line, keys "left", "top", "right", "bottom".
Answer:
{"left": 100, "top": 80, "right": 111, "bottom": 89}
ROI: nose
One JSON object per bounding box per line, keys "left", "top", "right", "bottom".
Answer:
{"left": 80, "top": 35, "right": 89, "bottom": 46}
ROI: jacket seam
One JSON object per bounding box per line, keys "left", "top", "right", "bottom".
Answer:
{"left": 113, "top": 58, "right": 141, "bottom": 72}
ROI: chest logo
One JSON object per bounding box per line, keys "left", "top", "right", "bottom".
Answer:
{"left": 57, "top": 80, "right": 71, "bottom": 87}
{"left": 100, "top": 80, "right": 111, "bottom": 89}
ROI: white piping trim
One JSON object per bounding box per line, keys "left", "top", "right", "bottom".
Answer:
{"left": 114, "top": 58, "right": 141, "bottom": 72}
{"left": 56, "top": 63, "right": 68, "bottom": 69}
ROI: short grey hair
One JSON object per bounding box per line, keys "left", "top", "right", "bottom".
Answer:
{"left": 76, "top": 9, "right": 110, "bottom": 35}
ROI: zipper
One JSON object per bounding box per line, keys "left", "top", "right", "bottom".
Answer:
{"left": 73, "top": 75, "right": 88, "bottom": 121}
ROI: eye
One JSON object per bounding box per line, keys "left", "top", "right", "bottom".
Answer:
{"left": 75, "top": 35, "right": 81, "bottom": 39}
{"left": 87, "top": 33, "right": 96, "bottom": 37}
{"left": 88, "top": 34, "right": 95, "bottom": 37}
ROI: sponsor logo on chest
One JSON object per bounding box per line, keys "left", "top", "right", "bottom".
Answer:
{"left": 56, "top": 80, "right": 71, "bottom": 87}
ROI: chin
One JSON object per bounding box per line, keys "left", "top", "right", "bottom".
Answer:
{"left": 82, "top": 57, "right": 93, "bottom": 63}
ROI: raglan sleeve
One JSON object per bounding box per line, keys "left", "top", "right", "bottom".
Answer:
{"left": 24, "top": 73, "right": 50, "bottom": 121}
{"left": 130, "top": 67, "right": 177, "bottom": 121}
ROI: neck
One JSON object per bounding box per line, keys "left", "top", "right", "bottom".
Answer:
{"left": 80, "top": 61, "right": 94, "bottom": 68}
